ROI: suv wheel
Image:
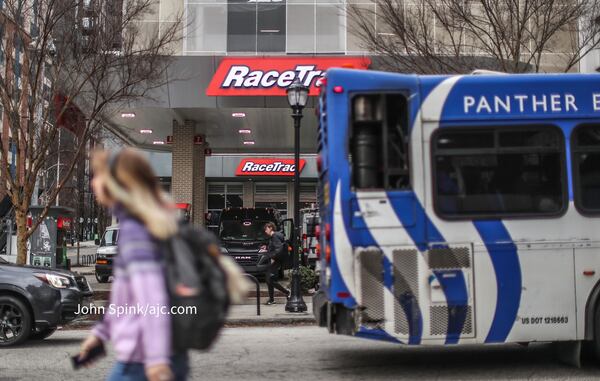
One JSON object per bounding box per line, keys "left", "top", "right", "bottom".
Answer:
{"left": 95, "top": 273, "right": 109, "bottom": 283}
{"left": 0, "top": 295, "right": 32, "bottom": 346}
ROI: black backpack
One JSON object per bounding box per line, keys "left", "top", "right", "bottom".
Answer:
{"left": 162, "top": 224, "right": 230, "bottom": 352}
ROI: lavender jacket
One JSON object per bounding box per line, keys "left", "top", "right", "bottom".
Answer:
{"left": 92, "top": 205, "right": 171, "bottom": 367}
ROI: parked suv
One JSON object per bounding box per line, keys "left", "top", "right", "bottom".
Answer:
{"left": 218, "top": 208, "right": 292, "bottom": 274}
{"left": 0, "top": 256, "right": 93, "bottom": 346}
{"left": 94, "top": 225, "right": 118, "bottom": 283}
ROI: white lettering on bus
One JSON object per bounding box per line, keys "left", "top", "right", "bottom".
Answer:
{"left": 462, "top": 94, "right": 585, "bottom": 114}
{"left": 594, "top": 93, "right": 600, "bottom": 111}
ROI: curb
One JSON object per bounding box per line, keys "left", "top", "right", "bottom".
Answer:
{"left": 64, "top": 317, "right": 316, "bottom": 330}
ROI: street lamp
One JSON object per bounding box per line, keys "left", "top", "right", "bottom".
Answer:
{"left": 285, "top": 79, "right": 309, "bottom": 313}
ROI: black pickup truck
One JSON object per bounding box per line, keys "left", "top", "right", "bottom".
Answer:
{"left": 218, "top": 208, "right": 293, "bottom": 274}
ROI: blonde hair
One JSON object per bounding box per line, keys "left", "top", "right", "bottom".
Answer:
{"left": 92, "top": 148, "right": 178, "bottom": 240}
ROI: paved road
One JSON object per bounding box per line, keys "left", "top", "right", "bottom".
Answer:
{"left": 2, "top": 327, "right": 600, "bottom": 381}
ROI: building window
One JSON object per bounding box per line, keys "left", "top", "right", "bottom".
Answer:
{"left": 572, "top": 125, "right": 600, "bottom": 214}
{"left": 187, "top": 3, "right": 227, "bottom": 53}
{"left": 316, "top": 4, "right": 345, "bottom": 52}
{"left": 255, "top": 183, "right": 288, "bottom": 218}
{"left": 432, "top": 126, "right": 566, "bottom": 219}
{"left": 227, "top": 2, "right": 257, "bottom": 52}
{"left": 257, "top": 3, "right": 286, "bottom": 52}
{"left": 287, "top": 4, "right": 315, "bottom": 52}
{"left": 226, "top": 0, "right": 285, "bottom": 53}
{"left": 299, "top": 183, "right": 317, "bottom": 210}
{"left": 207, "top": 183, "right": 243, "bottom": 228}
{"left": 350, "top": 93, "right": 410, "bottom": 190}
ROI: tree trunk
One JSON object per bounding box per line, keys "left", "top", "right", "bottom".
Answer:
{"left": 15, "top": 210, "right": 28, "bottom": 265}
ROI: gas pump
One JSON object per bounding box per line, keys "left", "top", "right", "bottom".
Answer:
{"left": 28, "top": 206, "right": 74, "bottom": 269}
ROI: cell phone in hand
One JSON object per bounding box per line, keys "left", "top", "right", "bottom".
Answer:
{"left": 71, "top": 342, "right": 106, "bottom": 370}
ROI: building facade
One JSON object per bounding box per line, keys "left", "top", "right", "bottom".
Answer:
{"left": 106, "top": 0, "right": 592, "bottom": 226}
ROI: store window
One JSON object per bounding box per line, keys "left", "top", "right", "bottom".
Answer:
{"left": 255, "top": 183, "right": 288, "bottom": 218}
{"left": 432, "top": 126, "right": 566, "bottom": 219}
{"left": 207, "top": 183, "right": 243, "bottom": 230}
{"left": 299, "top": 183, "right": 317, "bottom": 210}
{"left": 572, "top": 125, "right": 600, "bottom": 214}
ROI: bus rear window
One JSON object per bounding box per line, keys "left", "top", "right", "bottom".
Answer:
{"left": 572, "top": 125, "right": 600, "bottom": 214}
{"left": 433, "top": 126, "right": 566, "bottom": 219}
{"left": 349, "top": 93, "right": 409, "bottom": 190}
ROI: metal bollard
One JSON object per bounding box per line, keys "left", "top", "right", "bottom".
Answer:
{"left": 243, "top": 274, "right": 260, "bottom": 316}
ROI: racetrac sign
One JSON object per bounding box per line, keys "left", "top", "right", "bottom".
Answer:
{"left": 206, "top": 57, "right": 371, "bottom": 97}
{"left": 236, "top": 158, "right": 306, "bottom": 176}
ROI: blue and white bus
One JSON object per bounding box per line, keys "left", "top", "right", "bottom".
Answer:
{"left": 312, "top": 69, "right": 600, "bottom": 356}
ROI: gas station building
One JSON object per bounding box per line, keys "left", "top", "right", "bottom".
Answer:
{"left": 107, "top": 55, "right": 371, "bottom": 226}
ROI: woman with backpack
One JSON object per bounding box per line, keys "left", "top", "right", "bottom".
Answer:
{"left": 78, "top": 148, "right": 187, "bottom": 381}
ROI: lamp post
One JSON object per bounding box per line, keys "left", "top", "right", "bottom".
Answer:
{"left": 285, "top": 79, "right": 308, "bottom": 313}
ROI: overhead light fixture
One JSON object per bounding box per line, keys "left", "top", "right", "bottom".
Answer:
{"left": 152, "top": 140, "right": 165, "bottom": 145}
{"left": 260, "top": 29, "right": 280, "bottom": 33}
{"left": 140, "top": 129, "right": 153, "bottom": 134}
{"left": 121, "top": 112, "right": 136, "bottom": 118}
{"left": 238, "top": 129, "right": 252, "bottom": 134}
{"left": 243, "top": 141, "right": 255, "bottom": 145}
{"left": 232, "top": 112, "right": 246, "bottom": 118}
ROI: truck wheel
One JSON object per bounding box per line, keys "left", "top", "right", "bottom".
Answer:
{"left": 29, "top": 327, "right": 57, "bottom": 341}
{"left": 95, "top": 274, "right": 109, "bottom": 283}
{"left": 0, "top": 295, "right": 32, "bottom": 346}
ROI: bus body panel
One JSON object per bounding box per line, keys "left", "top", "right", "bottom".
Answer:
{"left": 317, "top": 68, "right": 600, "bottom": 346}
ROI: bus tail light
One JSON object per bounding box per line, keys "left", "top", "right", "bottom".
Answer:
{"left": 315, "top": 243, "right": 321, "bottom": 259}
{"left": 325, "top": 244, "right": 331, "bottom": 264}
{"left": 325, "top": 223, "right": 331, "bottom": 242}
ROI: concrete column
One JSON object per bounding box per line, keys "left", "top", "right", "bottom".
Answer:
{"left": 192, "top": 139, "right": 205, "bottom": 226}
{"left": 243, "top": 181, "right": 254, "bottom": 207}
{"left": 171, "top": 120, "right": 206, "bottom": 225}
{"left": 171, "top": 119, "right": 194, "bottom": 205}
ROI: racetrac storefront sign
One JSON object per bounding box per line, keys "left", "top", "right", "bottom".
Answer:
{"left": 236, "top": 158, "right": 306, "bottom": 176}
{"left": 206, "top": 56, "right": 371, "bottom": 96}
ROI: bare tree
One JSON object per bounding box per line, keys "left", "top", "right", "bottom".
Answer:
{"left": 348, "top": 0, "right": 600, "bottom": 74}
{"left": 0, "top": 0, "right": 183, "bottom": 264}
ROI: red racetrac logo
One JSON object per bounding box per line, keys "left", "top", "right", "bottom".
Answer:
{"left": 206, "top": 56, "right": 371, "bottom": 96}
{"left": 236, "top": 158, "right": 306, "bottom": 176}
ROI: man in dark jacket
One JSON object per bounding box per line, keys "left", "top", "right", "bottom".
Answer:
{"left": 263, "top": 222, "right": 290, "bottom": 305}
